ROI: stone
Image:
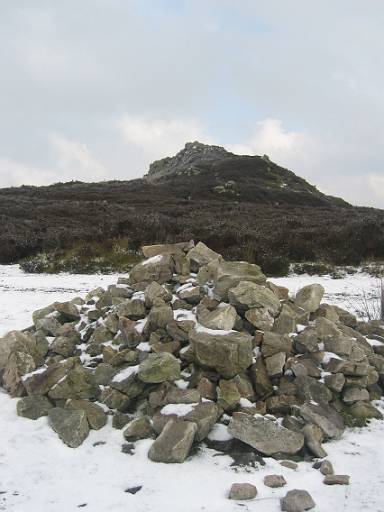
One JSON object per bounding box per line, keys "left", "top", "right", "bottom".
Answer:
{"left": 141, "top": 241, "right": 194, "bottom": 258}
{"left": 302, "top": 424, "right": 327, "bottom": 458}
{"left": 281, "top": 489, "right": 316, "bottom": 512}
{"left": 212, "top": 260, "right": 266, "bottom": 299}
{"left": 65, "top": 399, "right": 107, "bottom": 430}
{"left": 94, "top": 363, "right": 117, "bottom": 385}
{"left": 324, "top": 373, "right": 345, "bottom": 393}
{"left": 145, "top": 281, "right": 172, "bottom": 307}
{"left": 112, "top": 412, "right": 132, "bottom": 429}
{"left": 116, "top": 299, "right": 146, "bottom": 320}
{"left": 323, "top": 336, "right": 354, "bottom": 357}
{"left": 49, "top": 407, "right": 89, "bottom": 448}
{"left": 148, "top": 419, "right": 197, "bottom": 463}
{"left": 130, "top": 254, "right": 174, "bottom": 285}
{"left": 165, "top": 387, "right": 201, "bottom": 404}
{"left": 0, "top": 330, "right": 40, "bottom": 371}
{"left": 186, "top": 242, "right": 221, "bottom": 272}
{"left": 50, "top": 336, "right": 77, "bottom": 358}
{"left": 35, "top": 317, "right": 62, "bottom": 337}
{"left": 295, "top": 376, "right": 332, "bottom": 404}
{"left": 273, "top": 304, "right": 297, "bottom": 334}
{"left": 261, "top": 332, "right": 292, "bottom": 357}
{"left": 146, "top": 303, "right": 174, "bottom": 332}
{"left": 228, "top": 483, "right": 257, "bottom": 500}
{"left": 228, "top": 413, "right": 304, "bottom": 455}
{"left": 323, "top": 475, "right": 350, "bottom": 485}
{"left": 264, "top": 475, "right": 287, "bottom": 488}
{"left": 294, "top": 284, "right": 324, "bottom": 313}
{"left": 245, "top": 307, "right": 274, "bottom": 331}
{"left": 265, "top": 352, "right": 286, "bottom": 377}
{"left": 280, "top": 460, "right": 298, "bottom": 470}
{"left": 123, "top": 416, "right": 153, "bottom": 441}
{"left": 294, "top": 329, "right": 319, "bottom": 354}
{"left": 138, "top": 353, "right": 180, "bottom": 383}
{"left": 55, "top": 301, "right": 80, "bottom": 321}
{"left": 319, "top": 460, "right": 334, "bottom": 475}
{"left": 32, "top": 304, "right": 57, "bottom": 324}
{"left": 217, "top": 379, "right": 241, "bottom": 411}
{"left": 48, "top": 365, "right": 100, "bottom": 401}
{"left": 178, "top": 286, "right": 204, "bottom": 305}
{"left": 184, "top": 402, "right": 221, "bottom": 441}
{"left": 189, "top": 328, "right": 253, "bottom": 379}
{"left": 342, "top": 386, "right": 369, "bottom": 404}
{"left": 299, "top": 402, "right": 345, "bottom": 439}
{"left": 2, "top": 351, "right": 36, "bottom": 397}
{"left": 347, "top": 401, "right": 383, "bottom": 421}
{"left": 17, "top": 395, "right": 53, "bottom": 420}
{"left": 228, "top": 281, "right": 281, "bottom": 315}
{"left": 197, "top": 304, "right": 237, "bottom": 331}
{"left": 249, "top": 358, "right": 273, "bottom": 399}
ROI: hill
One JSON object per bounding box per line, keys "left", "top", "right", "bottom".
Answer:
{"left": 0, "top": 142, "right": 383, "bottom": 273}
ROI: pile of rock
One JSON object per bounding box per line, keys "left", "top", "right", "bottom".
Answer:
{"left": 0, "top": 241, "right": 383, "bottom": 468}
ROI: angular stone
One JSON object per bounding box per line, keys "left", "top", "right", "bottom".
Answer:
{"left": 323, "top": 336, "right": 354, "bottom": 357}
{"left": 123, "top": 416, "right": 153, "bottom": 441}
{"left": 293, "top": 329, "right": 319, "bottom": 353}
{"left": 148, "top": 419, "right": 197, "bottom": 463}
{"left": 145, "top": 281, "right": 172, "bottom": 307}
{"left": 212, "top": 260, "right": 266, "bottom": 299}
{"left": 47, "top": 366, "right": 100, "bottom": 400}
{"left": 347, "top": 401, "right": 383, "bottom": 421}
{"left": 186, "top": 242, "right": 221, "bottom": 272}
{"left": 281, "top": 489, "right": 316, "bottom": 512}
{"left": 323, "top": 475, "right": 350, "bottom": 485}
{"left": 116, "top": 299, "right": 146, "bottom": 320}
{"left": 138, "top": 353, "right": 180, "bottom": 383}
{"left": 0, "top": 330, "right": 40, "bottom": 371}
{"left": 178, "top": 286, "right": 204, "bottom": 305}
{"left": 65, "top": 399, "right": 107, "bottom": 430}
{"left": 299, "top": 402, "right": 345, "bottom": 439}
{"left": 273, "top": 304, "right": 297, "bottom": 334}
{"left": 228, "top": 413, "right": 304, "bottom": 455}
{"left": 302, "top": 424, "right": 327, "bottom": 458}
{"left": 261, "top": 332, "right": 292, "bottom": 357}
{"left": 324, "top": 373, "right": 345, "bottom": 393}
{"left": 265, "top": 352, "right": 286, "bottom": 377}
{"left": 142, "top": 241, "right": 194, "bottom": 258}
{"left": 228, "top": 281, "right": 281, "bottom": 315}
{"left": 35, "top": 317, "right": 62, "bottom": 337}
{"left": 165, "top": 387, "right": 201, "bottom": 404}
{"left": 100, "top": 387, "right": 131, "bottom": 412}
{"left": 264, "top": 475, "right": 287, "bottom": 488}
{"left": 228, "top": 483, "right": 257, "bottom": 500}
{"left": 294, "top": 284, "right": 324, "bottom": 313}
{"left": 48, "top": 407, "right": 89, "bottom": 448}
{"left": 184, "top": 401, "right": 221, "bottom": 441}
{"left": 342, "top": 387, "right": 369, "bottom": 404}
{"left": 55, "top": 302, "right": 80, "bottom": 321}
{"left": 2, "top": 351, "right": 36, "bottom": 397}
{"left": 197, "top": 304, "right": 237, "bottom": 331}
{"left": 217, "top": 379, "right": 241, "bottom": 411}
{"left": 249, "top": 358, "right": 273, "bottom": 399}
{"left": 51, "top": 336, "right": 77, "bottom": 358}
{"left": 189, "top": 328, "right": 253, "bottom": 378}
{"left": 130, "top": 254, "right": 174, "bottom": 285}
{"left": 146, "top": 303, "right": 174, "bottom": 332}
{"left": 17, "top": 395, "right": 53, "bottom": 420}
{"left": 245, "top": 307, "right": 274, "bottom": 331}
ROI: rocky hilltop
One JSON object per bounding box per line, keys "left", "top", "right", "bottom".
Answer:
{"left": 1, "top": 241, "right": 383, "bottom": 507}
{"left": 0, "top": 142, "right": 383, "bottom": 269}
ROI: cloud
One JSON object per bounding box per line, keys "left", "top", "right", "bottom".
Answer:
{"left": 0, "top": 158, "right": 55, "bottom": 187}
{"left": 118, "top": 115, "right": 211, "bottom": 160}
{"left": 49, "top": 134, "right": 107, "bottom": 181}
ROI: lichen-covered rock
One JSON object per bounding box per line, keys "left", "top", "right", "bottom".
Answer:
{"left": 123, "top": 416, "right": 153, "bottom": 441}
{"left": 197, "top": 304, "right": 237, "bottom": 331}
{"left": 130, "top": 254, "right": 174, "bottom": 285}
{"left": 294, "top": 284, "right": 324, "bottom": 313}
{"left": 245, "top": 307, "right": 274, "bottom": 331}
{"left": 212, "top": 260, "right": 266, "bottom": 299}
{"left": 186, "top": 242, "right": 221, "bottom": 272}
{"left": 148, "top": 419, "right": 197, "bottom": 463}
{"left": 17, "top": 395, "right": 53, "bottom": 420}
{"left": 48, "top": 407, "right": 89, "bottom": 448}
{"left": 189, "top": 327, "right": 253, "bottom": 378}
{"left": 228, "top": 413, "right": 304, "bottom": 455}
{"left": 2, "top": 351, "right": 36, "bottom": 397}
{"left": 55, "top": 301, "right": 80, "bottom": 321}
{"left": 299, "top": 402, "right": 345, "bottom": 439}
{"left": 138, "top": 353, "right": 180, "bottom": 383}
{"left": 65, "top": 399, "right": 107, "bottom": 430}
{"left": 145, "top": 281, "right": 172, "bottom": 307}
{"left": 228, "top": 281, "right": 281, "bottom": 315}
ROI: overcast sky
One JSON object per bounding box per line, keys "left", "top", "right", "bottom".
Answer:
{"left": 0, "top": 1, "right": 383, "bottom": 208}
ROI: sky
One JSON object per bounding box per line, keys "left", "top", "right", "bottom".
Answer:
{"left": 0, "top": 0, "right": 383, "bottom": 208}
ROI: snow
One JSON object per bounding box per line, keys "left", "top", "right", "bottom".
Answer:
{"left": 112, "top": 365, "right": 139, "bottom": 383}
{"left": 0, "top": 266, "right": 384, "bottom": 511}
{"left": 173, "top": 309, "right": 196, "bottom": 322}
{"left": 194, "top": 323, "right": 234, "bottom": 336}
{"left": 160, "top": 403, "right": 198, "bottom": 417}
{"left": 207, "top": 423, "right": 233, "bottom": 442}
{"left": 141, "top": 254, "right": 164, "bottom": 266}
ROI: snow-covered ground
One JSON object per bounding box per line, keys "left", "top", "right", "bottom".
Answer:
{"left": 0, "top": 265, "right": 383, "bottom": 512}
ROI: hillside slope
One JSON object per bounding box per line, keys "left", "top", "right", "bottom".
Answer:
{"left": 0, "top": 142, "right": 383, "bottom": 270}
